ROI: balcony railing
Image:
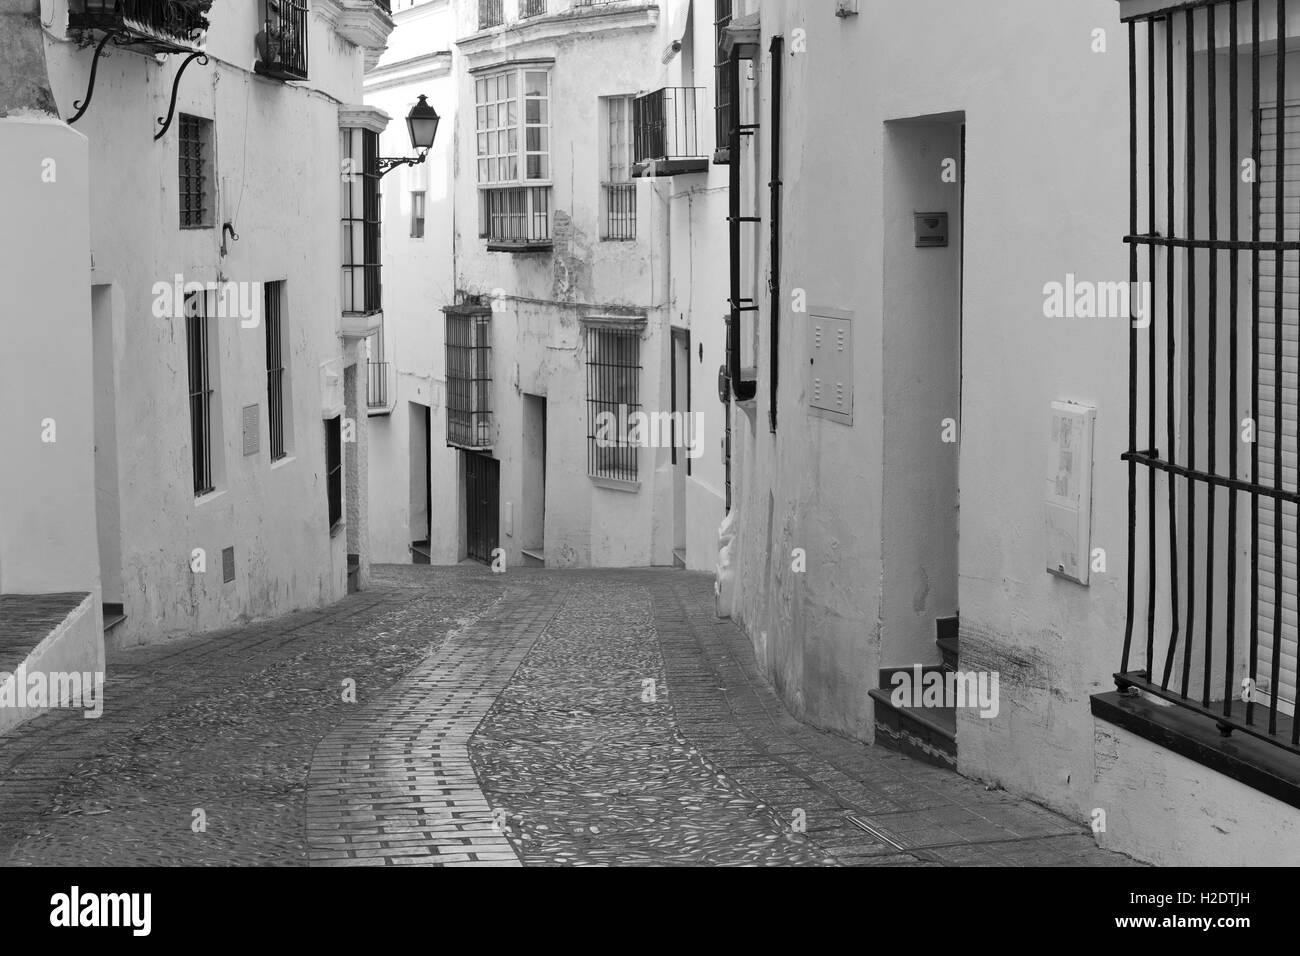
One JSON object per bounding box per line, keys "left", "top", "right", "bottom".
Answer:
{"left": 520, "top": 0, "right": 546, "bottom": 17}
{"left": 479, "top": 0, "right": 503, "bottom": 29}
{"left": 255, "top": 0, "right": 308, "bottom": 81}
{"left": 602, "top": 183, "right": 636, "bottom": 240}
{"left": 633, "top": 87, "right": 709, "bottom": 176}
{"left": 480, "top": 186, "right": 551, "bottom": 251}
{"left": 69, "top": 0, "right": 210, "bottom": 52}
{"left": 445, "top": 308, "right": 493, "bottom": 450}
{"left": 366, "top": 361, "right": 389, "bottom": 410}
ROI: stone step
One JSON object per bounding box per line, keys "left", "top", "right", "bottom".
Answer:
{"left": 102, "top": 603, "right": 126, "bottom": 633}
{"left": 672, "top": 548, "right": 686, "bottom": 569}
{"left": 0, "top": 592, "right": 101, "bottom": 736}
{"left": 869, "top": 664, "right": 957, "bottom": 770}
{"left": 936, "top": 615, "right": 959, "bottom": 670}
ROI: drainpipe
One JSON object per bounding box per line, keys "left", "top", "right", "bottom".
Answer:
{"left": 0, "top": 0, "right": 58, "bottom": 118}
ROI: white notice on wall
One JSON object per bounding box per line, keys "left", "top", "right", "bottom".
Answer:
{"left": 1046, "top": 401, "right": 1097, "bottom": 585}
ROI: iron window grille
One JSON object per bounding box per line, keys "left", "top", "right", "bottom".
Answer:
{"left": 185, "top": 291, "right": 215, "bottom": 496}
{"left": 326, "top": 416, "right": 343, "bottom": 529}
{"left": 480, "top": 186, "right": 551, "bottom": 245}
{"left": 586, "top": 326, "right": 642, "bottom": 482}
{"left": 255, "top": 0, "right": 308, "bottom": 81}
{"left": 633, "top": 87, "right": 708, "bottom": 165}
{"left": 520, "top": 0, "right": 546, "bottom": 18}
{"left": 179, "top": 113, "right": 211, "bottom": 229}
{"left": 265, "top": 281, "right": 287, "bottom": 461}
{"left": 1120, "top": 0, "right": 1300, "bottom": 755}
{"left": 476, "top": 68, "right": 552, "bottom": 248}
{"left": 342, "top": 127, "right": 382, "bottom": 314}
{"left": 446, "top": 308, "right": 493, "bottom": 449}
{"left": 714, "top": 0, "right": 734, "bottom": 161}
{"left": 479, "top": 0, "right": 503, "bottom": 29}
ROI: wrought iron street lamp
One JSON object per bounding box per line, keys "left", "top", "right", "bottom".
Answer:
{"left": 379, "top": 95, "right": 440, "bottom": 178}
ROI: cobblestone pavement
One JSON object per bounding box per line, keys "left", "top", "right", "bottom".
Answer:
{"left": 0, "top": 568, "right": 503, "bottom": 865}
{"left": 0, "top": 565, "right": 1137, "bottom": 866}
{"left": 469, "top": 583, "right": 835, "bottom": 866}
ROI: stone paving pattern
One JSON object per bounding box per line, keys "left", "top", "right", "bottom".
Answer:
{"left": 0, "top": 565, "right": 1139, "bottom": 866}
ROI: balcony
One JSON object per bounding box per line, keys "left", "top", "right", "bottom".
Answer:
{"left": 68, "top": 0, "right": 210, "bottom": 53}
{"left": 444, "top": 307, "right": 493, "bottom": 450}
{"left": 633, "top": 87, "right": 709, "bottom": 177}
{"left": 333, "top": 0, "right": 395, "bottom": 52}
{"left": 255, "top": 0, "right": 309, "bottom": 82}
{"left": 480, "top": 185, "right": 552, "bottom": 252}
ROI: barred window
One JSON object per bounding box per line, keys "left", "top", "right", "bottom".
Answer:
{"left": 476, "top": 67, "right": 552, "bottom": 246}
{"left": 264, "top": 281, "right": 288, "bottom": 461}
{"left": 602, "top": 95, "right": 636, "bottom": 240}
{"left": 446, "top": 308, "right": 493, "bottom": 449}
{"left": 586, "top": 326, "right": 642, "bottom": 483}
{"left": 410, "top": 190, "right": 426, "bottom": 239}
{"left": 179, "top": 114, "right": 212, "bottom": 229}
{"left": 714, "top": 0, "right": 734, "bottom": 160}
{"left": 341, "top": 127, "right": 382, "bottom": 314}
{"left": 1118, "top": 1, "right": 1300, "bottom": 757}
{"left": 479, "top": 0, "right": 503, "bottom": 29}
{"left": 185, "top": 291, "right": 215, "bottom": 496}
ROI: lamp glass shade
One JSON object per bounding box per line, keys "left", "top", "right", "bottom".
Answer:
{"left": 406, "top": 95, "right": 440, "bottom": 152}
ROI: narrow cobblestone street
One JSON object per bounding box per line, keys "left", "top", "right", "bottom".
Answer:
{"left": 0, "top": 566, "right": 1138, "bottom": 867}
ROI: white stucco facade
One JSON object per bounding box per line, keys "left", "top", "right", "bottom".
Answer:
{"left": 16, "top": 0, "right": 394, "bottom": 646}
{"left": 368, "top": 0, "right": 727, "bottom": 570}
{"left": 720, "top": 0, "right": 1300, "bottom": 865}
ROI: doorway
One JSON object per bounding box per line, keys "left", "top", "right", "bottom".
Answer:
{"left": 464, "top": 451, "right": 500, "bottom": 565}
{"left": 671, "top": 328, "right": 691, "bottom": 565}
{"left": 409, "top": 402, "right": 431, "bottom": 563}
{"left": 880, "top": 116, "right": 964, "bottom": 671}
{"left": 91, "top": 285, "right": 123, "bottom": 625}
{"left": 521, "top": 394, "right": 547, "bottom": 564}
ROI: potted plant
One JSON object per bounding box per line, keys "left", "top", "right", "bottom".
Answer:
{"left": 256, "top": 1, "right": 285, "bottom": 63}
{"left": 164, "top": 0, "right": 214, "bottom": 41}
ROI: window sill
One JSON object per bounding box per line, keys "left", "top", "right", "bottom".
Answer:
{"left": 1091, "top": 690, "right": 1300, "bottom": 811}
{"left": 485, "top": 240, "right": 553, "bottom": 253}
{"left": 590, "top": 475, "right": 640, "bottom": 494}
{"left": 633, "top": 158, "right": 709, "bottom": 177}
{"left": 271, "top": 454, "right": 296, "bottom": 470}
{"left": 194, "top": 488, "right": 226, "bottom": 508}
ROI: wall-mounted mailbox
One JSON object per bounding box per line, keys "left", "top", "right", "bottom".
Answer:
{"left": 1046, "top": 401, "right": 1097, "bottom": 586}
{"left": 914, "top": 211, "right": 949, "bottom": 248}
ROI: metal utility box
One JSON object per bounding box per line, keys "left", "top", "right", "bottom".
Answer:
{"left": 808, "top": 307, "right": 853, "bottom": 426}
